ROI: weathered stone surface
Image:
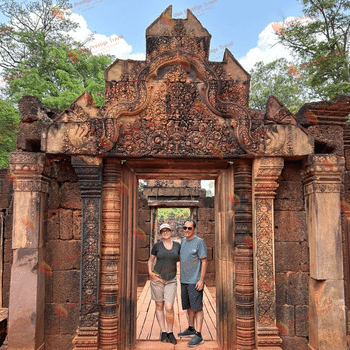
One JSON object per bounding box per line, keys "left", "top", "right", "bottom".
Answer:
{"left": 3, "top": 238, "right": 12, "bottom": 263}
{"left": 265, "top": 124, "right": 313, "bottom": 156}
{"left": 16, "top": 122, "right": 49, "bottom": 151}
{"left": 274, "top": 211, "right": 306, "bottom": 242}
{"left": 56, "top": 160, "right": 79, "bottom": 182}
{"left": 46, "top": 240, "right": 81, "bottom": 271}
{"left": 44, "top": 303, "right": 60, "bottom": 335}
{"left": 138, "top": 261, "right": 148, "bottom": 274}
{"left": 309, "top": 278, "right": 347, "bottom": 350}
{"left": 198, "top": 208, "right": 215, "bottom": 221}
{"left": 47, "top": 212, "right": 60, "bottom": 241}
{"left": 275, "top": 198, "right": 304, "bottom": 211}
{"left": 276, "top": 305, "right": 295, "bottom": 336}
{"left": 197, "top": 221, "right": 211, "bottom": 234}
{"left": 280, "top": 335, "right": 308, "bottom": 350}
{"left": 307, "top": 191, "right": 343, "bottom": 280}
{"left": 137, "top": 247, "right": 149, "bottom": 261}
{"left": 8, "top": 248, "right": 45, "bottom": 350}
{"left": 45, "top": 334, "right": 75, "bottom": 350}
{"left": 60, "top": 305, "right": 79, "bottom": 334}
{"left": 60, "top": 209, "right": 73, "bottom": 240}
{"left": 72, "top": 210, "right": 82, "bottom": 240}
{"left": 47, "top": 179, "right": 61, "bottom": 211}
{"left": 286, "top": 273, "right": 308, "bottom": 305}
{"left": 204, "top": 234, "right": 215, "bottom": 247}
{"left": 60, "top": 182, "right": 82, "bottom": 210}
{"left": 2, "top": 262, "right": 11, "bottom": 307}
{"left": 295, "top": 305, "right": 309, "bottom": 337}
{"left": 308, "top": 125, "right": 343, "bottom": 155}
{"left": 52, "top": 270, "right": 80, "bottom": 304}
{"left": 139, "top": 210, "right": 150, "bottom": 222}
{"left": 275, "top": 242, "right": 302, "bottom": 273}
{"left": 18, "top": 95, "right": 60, "bottom": 123}
{"left": 4, "top": 214, "right": 12, "bottom": 239}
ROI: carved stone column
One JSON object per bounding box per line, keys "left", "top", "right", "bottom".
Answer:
{"left": 302, "top": 155, "right": 347, "bottom": 350}
{"left": 99, "top": 159, "right": 121, "bottom": 349}
{"left": 234, "top": 160, "right": 255, "bottom": 349}
{"left": 7, "top": 152, "right": 50, "bottom": 350}
{"left": 72, "top": 156, "right": 103, "bottom": 350}
{"left": 252, "top": 157, "right": 283, "bottom": 349}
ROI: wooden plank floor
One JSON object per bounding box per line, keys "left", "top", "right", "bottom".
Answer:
{"left": 137, "top": 278, "right": 216, "bottom": 341}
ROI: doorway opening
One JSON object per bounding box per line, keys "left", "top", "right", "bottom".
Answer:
{"left": 135, "top": 179, "right": 217, "bottom": 343}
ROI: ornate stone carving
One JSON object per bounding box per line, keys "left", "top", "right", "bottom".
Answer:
{"left": 99, "top": 159, "right": 122, "bottom": 349}
{"left": 252, "top": 157, "right": 283, "bottom": 349}
{"left": 234, "top": 160, "right": 255, "bottom": 349}
{"left": 71, "top": 156, "right": 102, "bottom": 349}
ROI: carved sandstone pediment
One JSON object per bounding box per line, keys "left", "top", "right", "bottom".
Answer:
{"left": 42, "top": 6, "right": 313, "bottom": 158}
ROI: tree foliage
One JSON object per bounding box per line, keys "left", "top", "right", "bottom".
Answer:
{"left": 249, "top": 58, "right": 310, "bottom": 113}
{"left": 0, "top": 99, "right": 20, "bottom": 167}
{"left": 275, "top": 0, "right": 350, "bottom": 100}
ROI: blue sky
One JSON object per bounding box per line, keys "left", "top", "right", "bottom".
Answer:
{"left": 72, "top": 0, "right": 303, "bottom": 63}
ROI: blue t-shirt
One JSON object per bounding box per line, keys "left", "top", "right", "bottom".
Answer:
{"left": 180, "top": 236, "right": 207, "bottom": 284}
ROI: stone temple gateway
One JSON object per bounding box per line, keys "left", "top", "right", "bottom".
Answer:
{"left": 1, "top": 5, "right": 350, "bottom": 350}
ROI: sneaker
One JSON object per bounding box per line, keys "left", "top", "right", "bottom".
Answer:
{"left": 167, "top": 332, "right": 177, "bottom": 345}
{"left": 160, "top": 332, "right": 168, "bottom": 342}
{"left": 178, "top": 327, "right": 196, "bottom": 338}
{"left": 187, "top": 333, "right": 204, "bottom": 347}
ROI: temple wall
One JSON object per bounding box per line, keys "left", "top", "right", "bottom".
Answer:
{"left": 42, "top": 160, "right": 81, "bottom": 350}
{"left": 274, "top": 161, "right": 310, "bottom": 349}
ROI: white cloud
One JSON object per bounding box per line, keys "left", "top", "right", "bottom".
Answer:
{"left": 238, "top": 21, "right": 294, "bottom": 73}
{"left": 66, "top": 11, "right": 145, "bottom": 60}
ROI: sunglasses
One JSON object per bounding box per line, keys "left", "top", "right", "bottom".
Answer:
{"left": 183, "top": 227, "right": 193, "bottom": 231}
{"left": 160, "top": 229, "right": 170, "bottom": 233}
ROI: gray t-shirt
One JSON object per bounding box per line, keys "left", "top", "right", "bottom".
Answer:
{"left": 180, "top": 236, "right": 207, "bottom": 284}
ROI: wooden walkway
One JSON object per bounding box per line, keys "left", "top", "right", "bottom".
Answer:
{"left": 137, "top": 278, "right": 217, "bottom": 341}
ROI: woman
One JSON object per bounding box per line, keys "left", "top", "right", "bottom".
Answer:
{"left": 148, "top": 223, "right": 181, "bottom": 345}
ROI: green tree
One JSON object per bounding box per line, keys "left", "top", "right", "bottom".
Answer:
{"left": 3, "top": 42, "right": 112, "bottom": 109}
{"left": 0, "top": 99, "right": 20, "bottom": 167}
{"left": 249, "top": 58, "right": 309, "bottom": 113}
{"left": 274, "top": 0, "right": 350, "bottom": 100}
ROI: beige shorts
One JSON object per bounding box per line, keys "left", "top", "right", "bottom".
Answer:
{"left": 150, "top": 277, "right": 177, "bottom": 303}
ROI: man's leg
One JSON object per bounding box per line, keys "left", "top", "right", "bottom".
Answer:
{"left": 187, "top": 308, "right": 195, "bottom": 328}
{"left": 194, "top": 309, "right": 204, "bottom": 333}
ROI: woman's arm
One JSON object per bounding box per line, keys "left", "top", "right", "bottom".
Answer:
{"left": 148, "top": 254, "right": 161, "bottom": 281}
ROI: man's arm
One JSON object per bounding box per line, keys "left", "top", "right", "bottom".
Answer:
{"left": 195, "top": 257, "right": 208, "bottom": 291}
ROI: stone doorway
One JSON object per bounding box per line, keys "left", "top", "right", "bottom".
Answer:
{"left": 116, "top": 159, "right": 239, "bottom": 349}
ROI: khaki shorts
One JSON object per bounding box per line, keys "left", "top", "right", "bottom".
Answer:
{"left": 150, "top": 277, "right": 177, "bottom": 303}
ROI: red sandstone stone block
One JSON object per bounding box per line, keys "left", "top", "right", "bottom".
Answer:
{"left": 197, "top": 221, "right": 210, "bottom": 234}
{"left": 47, "top": 213, "right": 60, "bottom": 241}
{"left": 198, "top": 208, "right": 215, "bottom": 221}
{"left": 204, "top": 234, "right": 215, "bottom": 247}
{"left": 46, "top": 240, "right": 81, "bottom": 271}
{"left": 276, "top": 305, "right": 295, "bottom": 336}
{"left": 60, "top": 306, "right": 79, "bottom": 334}
{"left": 45, "top": 334, "right": 75, "bottom": 350}
{"left": 280, "top": 335, "right": 308, "bottom": 350}
{"left": 295, "top": 305, "right": 309, "bottom": 337}
{"left": 47, "top": 179, "right": 60, "bottom": 211}
{"left": 72, "top": 211, "right": 81, "bottom": 240}
{"left": 139, "top": 210, "right": 150, "bottom": 222}
{"left": 275, "top": 242, "right": 302, "bottom": 273}
{"left": 56, "top": 161, "right": 79, "bottom": 182}
{"left": 4, "top": 214, "right": 12, "bottom": 239}
{"left": 286, "top": 273, "right": 308, "bottom": 305}
{"left": 0, "top": 196, "right": 9, "bottom": 209}
{"left": 137, "top": 247, "right": 149, "bottom": 261}
{"left": 3, "top": 238, "right": 12, "bottom": 263}
{"left": 280, "top": 163, "right": 303, "bottom": 182}
{"left": 52, "top": 270, "right": 80, "bottom": 304}
{"left": 138, "top": 261, "right": 149, "bottom": 274}
{"left": 205, "top": 273, "right": 215, "bottom": 287}
{"left": 60, "top": 210, "right": 73, "bottom": 240}
{"left": 44, "top": 303, "right": 60, "bottom": 335}
{"left": 45, "top": 270, "right": 53, "bottom": 304}
{"left": 206, "top": 260, "right": 215, "bottom": 273}
{"left": 207, "top": 246, "right": 213, "bottom": 260}
{"left": 274, "top": 211, "right": 306, "bottom": 242}
{"left": 138, "top": 274, "right": 148, "bottom": 287}
{"left": 60, "top": 182, "right": 82, "bottom": 210}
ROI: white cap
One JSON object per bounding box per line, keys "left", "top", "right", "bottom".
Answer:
{"left": 159, "top": 223, "right": 171, "bottom": 232}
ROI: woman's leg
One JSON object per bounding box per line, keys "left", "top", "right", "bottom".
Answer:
{"left": 164, "top": 301, "right": 175, "bottom": 332}
{"left": 155, "top": 301, "right": 166, "bottom": 332}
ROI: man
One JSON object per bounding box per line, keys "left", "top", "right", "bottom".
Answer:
{"left": 178, "top": 219, "right": 208, "bottom": 347}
